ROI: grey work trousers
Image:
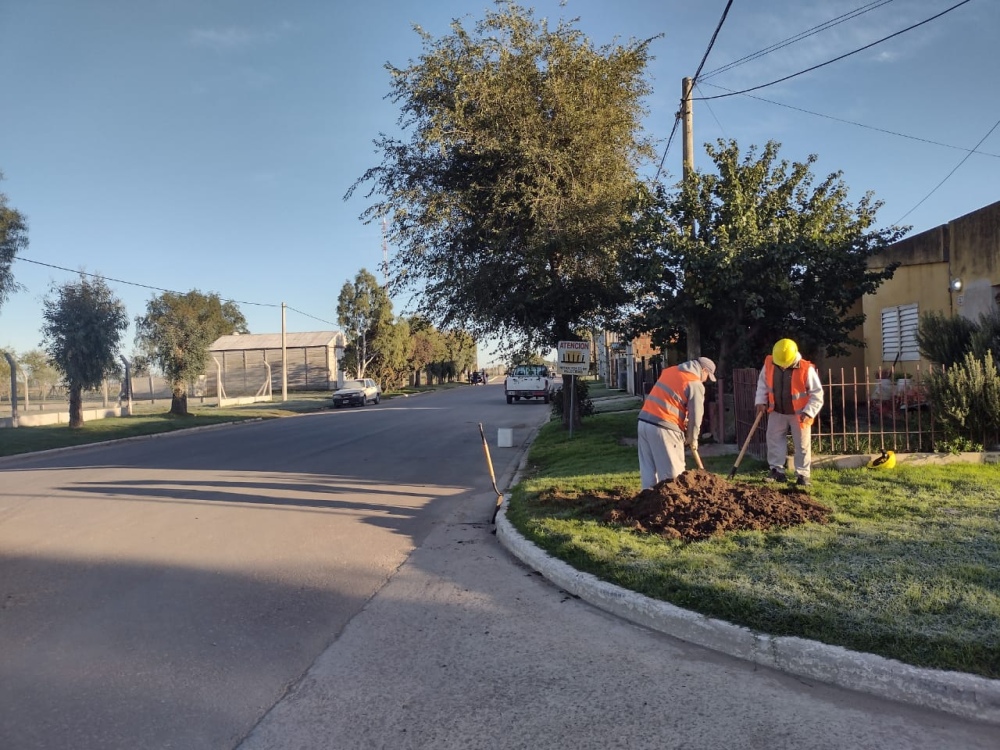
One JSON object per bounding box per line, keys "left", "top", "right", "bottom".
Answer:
{"left": 637, "top": 420, "right": 686, "bottom": 489}
{"left": 766, "top": 411, "right": 813, "bottom": 478}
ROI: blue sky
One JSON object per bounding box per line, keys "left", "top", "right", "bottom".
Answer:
{"left": 1, "top": 0, "right": 997, "bottom": 365}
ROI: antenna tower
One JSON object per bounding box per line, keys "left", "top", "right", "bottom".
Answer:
{"left": 381, "top": 218, "right": 389, "bottom": 287}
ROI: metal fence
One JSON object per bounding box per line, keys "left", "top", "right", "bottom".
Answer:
{"left": 731, "top": 364, "right": 999, "bottom": 456}
{"left": 634, "top": 362, "right": 997, "bottom": 457}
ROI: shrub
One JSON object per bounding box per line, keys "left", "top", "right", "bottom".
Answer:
{"left": 917, "top": 311, "right": 977, "bottom": 366}
{"left": 550, "top": 377, "right": 595, "bottom": 420}
{"left": 925, "top": 350, "right": 1000, "bottom": 449}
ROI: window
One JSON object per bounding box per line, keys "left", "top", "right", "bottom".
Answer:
{"left": 881, "top": 304, "right": 920, "bottom": 362}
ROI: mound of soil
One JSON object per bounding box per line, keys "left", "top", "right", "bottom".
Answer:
{"left": 600, "top": 470, "right": 830, "bottom": 541}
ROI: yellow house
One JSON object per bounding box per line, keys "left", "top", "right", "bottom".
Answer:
{"left": 864, "top": 199, "right": 1000, "bottom": 374}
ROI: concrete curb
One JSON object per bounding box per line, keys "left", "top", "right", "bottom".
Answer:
{"left": 495, "top": 510, "right": 1000, "bottom": 724}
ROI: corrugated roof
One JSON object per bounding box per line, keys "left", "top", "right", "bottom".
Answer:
{"left": 210, "top": 331, "right": 341, "bottom": 351}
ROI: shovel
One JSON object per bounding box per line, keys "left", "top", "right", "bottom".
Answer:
{"left": 478, "top": 423, "right": 505, "bottom": 524}
{"left": 728, "top": 409, "right": 765, "bottom": 479}
{"left": 690, "top": 445, "right": 705, "bottom": 470}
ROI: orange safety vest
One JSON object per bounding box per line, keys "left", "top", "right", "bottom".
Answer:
{"left": 639, "top": 367, "right": 699, "bottom": 431}
{"left": 762, "top": 355, "right": 816, "bottom": 414}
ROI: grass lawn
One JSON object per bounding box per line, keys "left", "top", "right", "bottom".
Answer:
{"left": 505, "top": 409, "right": 1000, "bottom": 679}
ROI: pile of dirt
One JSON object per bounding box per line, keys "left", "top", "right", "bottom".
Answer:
{"left": 599, "top": 470, "right": 830, "bottom": 541}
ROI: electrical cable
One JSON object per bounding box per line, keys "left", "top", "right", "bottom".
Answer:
{"left": 652, "top": 0, "right": 734, "bottom": 183}
{"left": 701, "top": 0, "right": 897, "bottom": 81}
{"left": 694, "top": 0, "right": 975, "bottom": 101}
{"left": 12, "top": 257, "right": 339, "bottom": 326}
{"left": 699, "top": 82, "right": 1000, "bottom": 158}
{"left": 895, "top": 115, "right": 1000, "bottom": 224}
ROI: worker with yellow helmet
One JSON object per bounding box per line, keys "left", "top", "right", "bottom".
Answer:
{"left": 754, "top": 338, "right": 824, "bottom": 487}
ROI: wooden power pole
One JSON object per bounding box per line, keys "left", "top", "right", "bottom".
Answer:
{"left": 681, "top": 76, "right": 701, "bottom": 359}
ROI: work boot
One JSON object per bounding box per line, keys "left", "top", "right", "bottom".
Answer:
{"left": 765, "top": 468, "right": 787, "bottom": 483}
{"left": 796, "top": 475, "right": 811, "bottom": 487}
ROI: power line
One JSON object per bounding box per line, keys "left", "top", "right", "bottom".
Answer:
{"left": 691, "top": 0, "right": 735, "bottom": 84}
{"left": 701, "top": 0, "right": 897, "bottom": 81}
{"left": 896, "top": 115, "right": 1000, "bottom": 224}
{"left": 694, "top": 0, "right": 975, "bottom": 101}
{"left": 699, "top": 82, "right": 1000, "bottom": 158}
{"left": 652, "top": 0, "right": 735, "bottom": 183}
{"left": 284, "top": 305, "right": 337, "bottom": 327}
{"left": 16, "top": 256, "right": 344, "bottom": 326}
{"left": 695, "top": 83, "right": 727, "bottom": 137}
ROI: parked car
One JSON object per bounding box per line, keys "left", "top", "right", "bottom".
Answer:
{"left": 332, "top": 378, "right": 381, "bottom": 408}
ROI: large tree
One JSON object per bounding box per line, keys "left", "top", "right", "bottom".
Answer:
{"left": 134, "top": 290, "right": 248, "bottom": 416}
{"left": 347, "top": 1, "right": 656, "bottom": 425}
{"left": 627, "top": 140, "right": 905, "bottom": 377}
{"left": 0, "top": 171, "right": 29, "bottom": 312}
{"left": 336, "top": 269, "right": 392, "bottom": 379}
{"left": 41, "top": 275, "right": 129, "bottom": 427}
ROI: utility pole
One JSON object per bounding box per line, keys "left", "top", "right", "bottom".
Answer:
{"left": 681, "top": 76, "right": 701, "bottom": 359}
{"left": 682, "top": 77, "right": 695, "bottom": 181}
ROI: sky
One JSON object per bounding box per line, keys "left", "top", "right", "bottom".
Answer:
{"left": 1, "top": 0, "right": 997, "bottom": 366}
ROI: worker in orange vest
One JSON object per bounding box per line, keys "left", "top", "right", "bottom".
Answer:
{"left": 637, "top": 357, "right": 716, "bottom": 489}
{"left": 754, "top": 338, "right": 824, "bottom": 487}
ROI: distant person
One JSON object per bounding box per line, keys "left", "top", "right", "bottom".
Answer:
{"left": 754, "top": 338, "right": 824, "bottom": 486}
{"left": 637, "top": 357, "right": 716, "bottom": 489}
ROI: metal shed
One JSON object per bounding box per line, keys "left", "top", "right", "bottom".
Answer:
{"left": 209, "top": 331, "right": 347, "bottom": 395}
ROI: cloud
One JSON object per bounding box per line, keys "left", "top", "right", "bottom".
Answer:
{"left": 188, "top": 27, "right": 260, "bottom": 51}
{"left": 187, "top": 21, "right": 295, "bottom": 53}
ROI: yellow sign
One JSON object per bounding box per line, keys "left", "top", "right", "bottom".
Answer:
{"left": 557, "top": 340, "right": 591, "bottom": 375}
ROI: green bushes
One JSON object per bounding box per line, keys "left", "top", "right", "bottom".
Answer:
{"left": 550, "top": 377, "right": 595, "bottom": 420}
{"left": 916, "top": 311, "right": 977, "bottom": 367}
{"left": 924, "top": 350, "right": 1000, "bottom": 450}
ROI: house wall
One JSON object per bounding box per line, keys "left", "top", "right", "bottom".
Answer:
{"left": 863, "top": 200, "right": 1000, "bottom": 373}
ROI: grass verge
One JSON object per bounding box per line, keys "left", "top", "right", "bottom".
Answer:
{"left": 505, "top": 410, "right": 1000, "bottom": 678}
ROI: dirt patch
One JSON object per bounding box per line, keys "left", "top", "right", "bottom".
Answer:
{"left": 573, "top": 470, "right": 830, "bottom": 541}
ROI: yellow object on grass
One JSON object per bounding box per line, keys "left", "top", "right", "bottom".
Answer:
{"left": 869, "top": 450, "right": 896, "bottom": 469}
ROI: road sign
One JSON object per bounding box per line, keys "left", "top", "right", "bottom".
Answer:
{"left": 557, "top": 340, "right": 591, "bottom": 376}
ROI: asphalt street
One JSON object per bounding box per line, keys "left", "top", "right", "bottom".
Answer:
{"left": 2, "top": 384, "right": 998, "bottom": 748}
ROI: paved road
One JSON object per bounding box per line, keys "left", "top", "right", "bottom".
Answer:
{"left": 3, "top": 385, "right": 999, "bottom": 749}
{"left": 0, "top": 384, "right": 543, "bottom": 749}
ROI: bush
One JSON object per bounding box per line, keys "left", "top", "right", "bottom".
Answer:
{"left": 917, "top": 311, "right": 978, "bottom": 366}
{"left": 925, "top": 350, "right": 1000, "bottom": 449}
{"left": 550, "top": 377, "right": 595, "bottom": 420}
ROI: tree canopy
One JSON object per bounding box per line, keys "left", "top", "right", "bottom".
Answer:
{"left": 336, "top": 269, "right": 393, "bottom": 380}
{"left": 348, "top": 1, "right": 656, "bottom": 356}
{"left": 626, "top": 140, "right": 905, "bottom": 375}
{"left": 41, "top": 275, "right": 128, "bottom": 427}
{"left": 134, "top": 290, "right": 248, "bottom": 416}
{"left": 0, "top": 172, "right": 29, "bottom": 312}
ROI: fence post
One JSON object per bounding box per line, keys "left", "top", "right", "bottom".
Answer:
{"left": 3, "top": 351, "right": 18, "bottom": 427}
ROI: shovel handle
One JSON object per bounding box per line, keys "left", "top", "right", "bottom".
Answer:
{"left": 691, "top": 446, "right": 704, "bottom": 470}
{"left": 728, "top": 409, "right": 765, "bottom": 479}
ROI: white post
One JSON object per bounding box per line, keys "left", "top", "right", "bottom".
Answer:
{"left": 281, "top": 302, "right": 288, "bottom": 402}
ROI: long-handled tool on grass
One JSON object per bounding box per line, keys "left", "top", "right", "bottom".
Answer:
{"left": 728, "top": 409, "right": 765, "bottom": 479}
{"left": 479, "top": 423, "right": 505, "bottom": 524}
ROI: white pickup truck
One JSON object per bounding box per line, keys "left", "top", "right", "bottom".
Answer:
{"left": 504, "top": 364, "right": 553, "bottom": 405}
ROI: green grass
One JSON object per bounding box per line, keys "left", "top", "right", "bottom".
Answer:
{"left": 506, "top": 409, "right": 1000, "bottom": 678}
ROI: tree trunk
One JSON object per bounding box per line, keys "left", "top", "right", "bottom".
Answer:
{"left": 686, "top": 315, "right": 702, "bottom": 359}
{"left": 170, "top": 385, "right": 188, "bottom": 416}
{"left": 68, "top": 384, "right": 83, "bottom": 428}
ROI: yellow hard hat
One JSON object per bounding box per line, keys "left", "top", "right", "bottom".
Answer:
{"left": 869, "top": 450, "right": 896, "bottom": 469}
{"left": 772, "top": 339, "right": 799, "bottom": 368}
